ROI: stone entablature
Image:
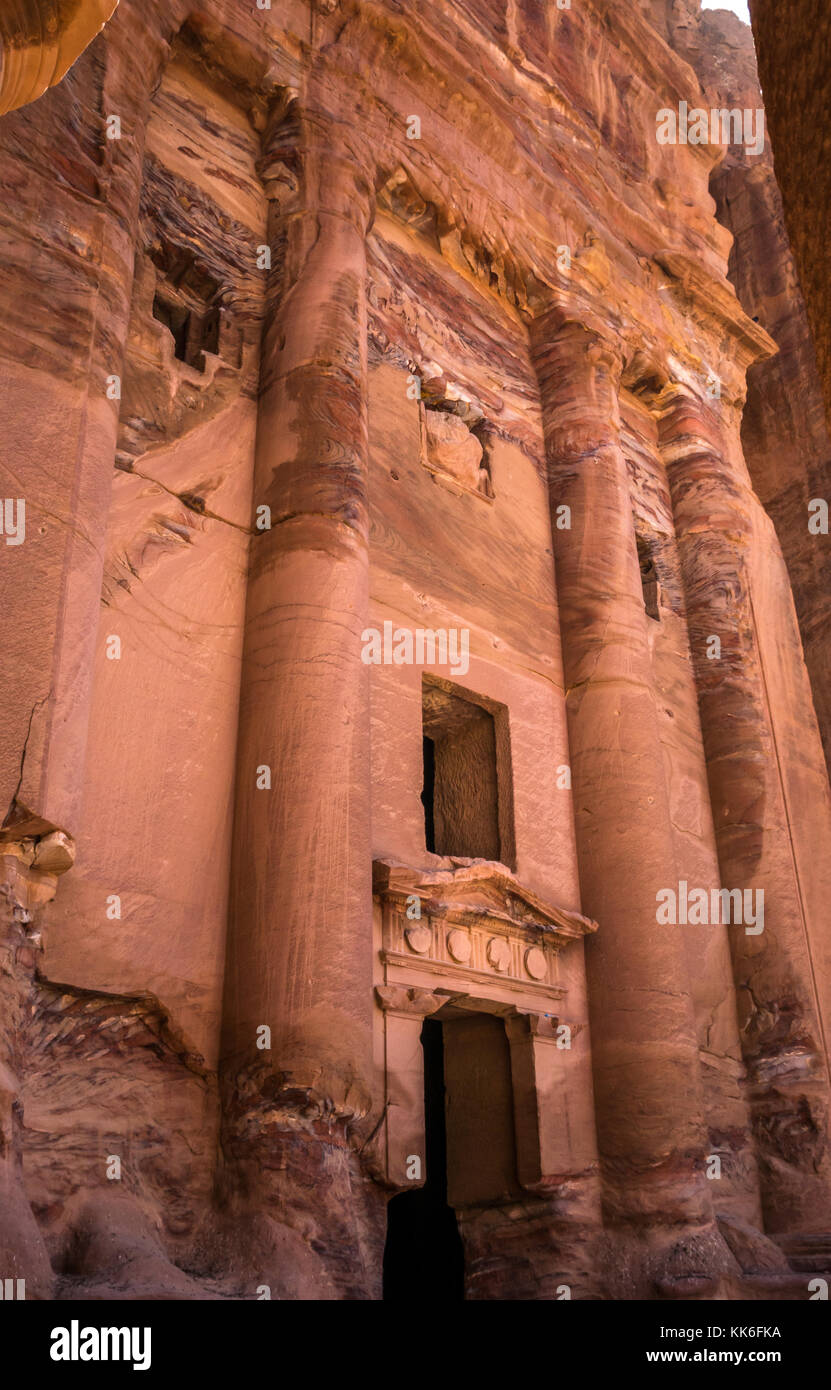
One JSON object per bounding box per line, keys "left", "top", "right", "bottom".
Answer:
{"left": 374, "top": 858, "right": 595, "bottom": 1012}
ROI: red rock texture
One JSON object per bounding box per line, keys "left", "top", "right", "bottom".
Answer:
{"left": 750, "top": 0, "right": 831, "bottom": 434}
{"left": 666, "top": 1, "right": 831, "bottom": 787}
{"left": 1, "top": 0, "right": 830, "bottom": 1301}
{"left": 0, "top": 1, "right": 117, "bottom": 116}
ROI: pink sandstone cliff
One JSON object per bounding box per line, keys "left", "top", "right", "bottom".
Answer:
{"left": 1, "top": 0, "right": 830, "bottom": 1301}
{"left": 663, "top": 0, "right": 831, "bottom": 796}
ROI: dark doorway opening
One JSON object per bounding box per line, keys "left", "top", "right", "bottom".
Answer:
{"left": 382, "top": 1018, "right": 465, "bottom": 1300}
{"left": 153, "top": 293, "right": 190, "bottom": 363}
{"left": 421, "top": 735, "right": 436, "bottom": 853}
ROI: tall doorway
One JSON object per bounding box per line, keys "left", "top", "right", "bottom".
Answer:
{"left": 383, "top": 1010, "right": 522, "bottom": 1298}
{"left": 382, "top": 1018, "right": 465, "bottom": 1300}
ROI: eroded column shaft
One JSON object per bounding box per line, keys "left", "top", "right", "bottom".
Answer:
{"left": 223, "top": 109, "right": 375, "bottom": 1117}
{"left": 532, "top": 318, "right": 713, "bottom": 1230}
{"left": 217, "top": 109, "right": 383, "bottom": 1298}
{"left": 659, "top": 386, "right": 831, "bottom": 1235}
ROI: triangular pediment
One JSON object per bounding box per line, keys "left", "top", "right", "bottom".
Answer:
{"left": 372, "top": 858, "right": 597, "bottom": 947}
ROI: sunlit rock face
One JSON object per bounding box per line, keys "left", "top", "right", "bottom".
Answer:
{"left": 0, "top": 1, "right": 118, "bottom": 115}
{"left": 1, "top": 0, "right": 830, "bottom": 1301}
{"left": 667, "top": 4, "right": 831, "bottom": 784}
{"left": 750, "top": 0, "right": 831, "bottom": 435}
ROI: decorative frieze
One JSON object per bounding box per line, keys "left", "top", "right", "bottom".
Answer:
{"left": 374, "top": 858, "right": 595, "bottom": 1005}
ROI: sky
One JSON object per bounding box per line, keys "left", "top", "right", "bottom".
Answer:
{"left": 701, "top": 0, "right": 751, "bottom": 22}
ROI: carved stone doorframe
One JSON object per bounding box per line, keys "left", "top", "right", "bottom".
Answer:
{"left": 371, "top": 859, "right": 598, "bottom": 1195}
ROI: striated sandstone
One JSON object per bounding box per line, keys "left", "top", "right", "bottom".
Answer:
{"left": 667, "top": 1, "right": 831, "bottom": 789}
{"left": 750, "top": 0, "right": 831, "bottom": 433}
{"left": 1, "top": 0, "right": 830, "bottom": 1302}
{"left": 0, "top": 0, "right": 118, "bottom": 116}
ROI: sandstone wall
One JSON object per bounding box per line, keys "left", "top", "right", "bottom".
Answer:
{"left": 1, "top": 0, "right": 830, "bottom": 1301}
{"left": 668, "top": 2, "right": 831, "bottom": 793}
{"left": 750, "top": 0, "right": 831, "bottom": 433}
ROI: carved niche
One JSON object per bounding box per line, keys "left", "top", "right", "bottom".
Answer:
{"left": 416, "top": 371, "right": 495, "bottom": 501}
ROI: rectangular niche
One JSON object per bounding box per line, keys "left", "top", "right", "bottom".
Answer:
{"left": 149, "top": 238, "right": 222, "bottom": 373}
{"left": 636, "top": 533, "right": 661, "bottom": 622}
{"left": 421, "top": 675, "right": 516, "bottom": 870}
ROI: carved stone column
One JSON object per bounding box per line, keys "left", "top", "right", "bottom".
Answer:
{"left": 531, "top": 315, "right": 714, "bottom": 1247}
{"left": 658, "top": 383, "right": 831, "bottom": 1244}
{"left": 219, "top": 103, "right": 380, "bottom": 1296}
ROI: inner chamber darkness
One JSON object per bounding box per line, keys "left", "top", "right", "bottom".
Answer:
{"left": 421, "top": 682, "right": 501, "bottom": 860}
{"left": 421, "top": 736, "right": 436, "bottom": 853}
{"left": 382, "top": 1018, "right": 465, "bottom": 1300}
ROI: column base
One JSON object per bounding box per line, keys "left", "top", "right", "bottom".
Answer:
{"left": 218, "top": 1077, "right": 386, "bottom": 1300}
{"left": 458, "top": 1174, "right": 604, "bottom": 1300}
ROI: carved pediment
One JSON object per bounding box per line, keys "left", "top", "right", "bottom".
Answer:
{"left": 373, "top": 858, "right": 597, "bottom": 948}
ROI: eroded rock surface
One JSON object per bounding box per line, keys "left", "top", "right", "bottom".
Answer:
{"left": 750, "top": 0, "right": 831, "bottom": 432}
{"left": 667, "top": 2, "right": 831, "bottom": 782}
{"left": 1, "top": 0, "right": 830, "bottom": 1302}
{"left": 0, "top": 0, "right": 118, "bottom": 115}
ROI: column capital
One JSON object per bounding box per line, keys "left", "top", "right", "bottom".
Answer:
{"left": 531, "top": 313, "right": 625, "bottom": 425}
{"left": 0, "top": 0, "right": 117, "bottom": 116}
{"left": 532, "top": 314, "right": 626, "bottom": 459}
{"left": 654, "top": 378, "right": 714, "bottom": 412}
{"left": 654, "top": 380, "right": 747, "bottom": 479}
{"left": 260, "top": 96, "right": 375, "bottom": 235}
{"left": 532, "top": 299, "right": 624, "bottom": 365}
